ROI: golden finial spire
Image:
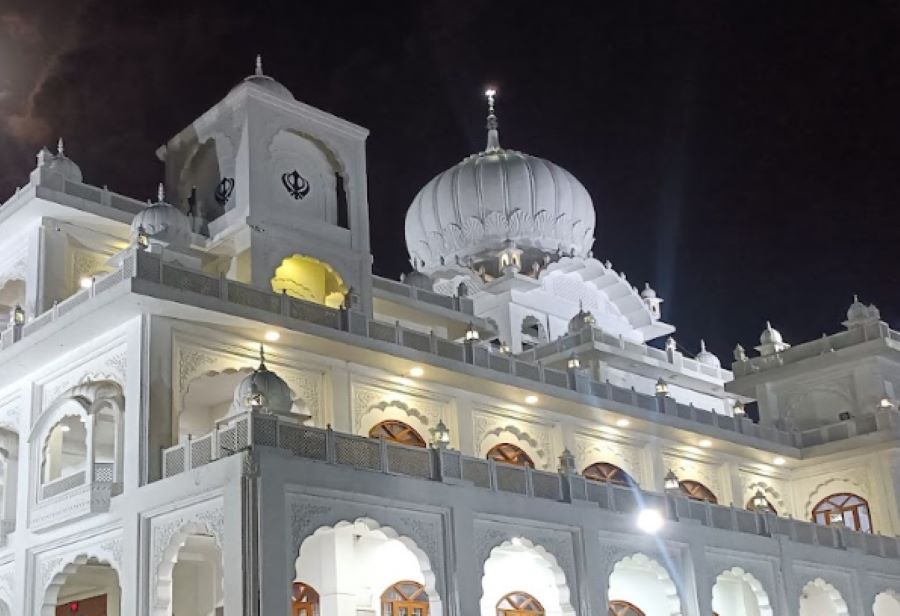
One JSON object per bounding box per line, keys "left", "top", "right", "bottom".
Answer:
{"left": 255, "top": 54, "right": 264, "bottom": 76}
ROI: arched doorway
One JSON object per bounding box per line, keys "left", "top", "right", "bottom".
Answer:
{"left": 798, "top": 578, "right": 849, "bottom": 616}
{"left": 874, "top": 590, "right": 900, "bottom": 616}
{"left": 382, "top": 580, "right": 429, "bottom": 615}
{"left": 679, "top": 480, "right": 717, "bottom": 503}
{"left": 271, "top": 254, "right": 348, "bottom": 308}
{"left": 711, "top": 567, "right": 772, "bottom": 616}
{"left": 583, "top": 462, "right": 637, "bottom": 487}
{"left": 608, "top": 600, "right": 645, "bottom": 616}
{"left": 480, "top": 538, "right": 574, "bottom": 616}
{"left": 41, "top": 556, "right": 121, "bottom": 616}
{"left": 152, "top": 522, "right": 224, "bottom": 616}
{"left": 607, "top": 553, "right": 680, "bottom": 616}
{"left": 369, "top": 420, "right": 427, "bottom": 448}
{"left": 291, "top": 582, "right": 319, "bottom": 616}
{"left": 497, "top": 591, "right": 545, "bottom": 615}
{"left": 487, "top": 443, "right": 534, "bottom": 468}
{"left": 294, "top": 518, "right": 441, "bottom": 615}
{"left": 812, "top": 493, "right": 872, "bottom": 532}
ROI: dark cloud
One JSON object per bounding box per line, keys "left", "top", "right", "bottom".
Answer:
{"left": 0, "top": 1, "right": 898, "bottom": 357}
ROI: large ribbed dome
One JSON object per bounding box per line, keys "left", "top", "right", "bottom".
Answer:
{"left": 405, "top": 101, "right": 595, "bottom": 271}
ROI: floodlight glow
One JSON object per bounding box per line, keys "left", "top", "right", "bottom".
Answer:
{"left": 773, "top": 456, "right": 786, "bottom": 466}
{"left": 616, "top": 418, "right": 630, "bottom": 428}
{"left": 80, "top": 276, "right": 93, "bottom": 289}
{"left": 264, "top": 330, "right": 280, "bottom": 342}
{"left": 524, "top": 394, "right": 539, "bottom": 405}
{"left": 637, "top": 508, "right": 664, "bottom": 534}
{"left": 409, "top": 366, "right": 424, "bottom": 378}
{"left": 699, "top": 439, "right": 712, "bottom": 448}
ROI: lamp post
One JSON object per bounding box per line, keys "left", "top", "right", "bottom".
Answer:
{"left": 431, "top": 419, "right": 451, "bottom": 449}
{"left": 750, "top": 489, "right": 771, "bottom": 512}
{"left": 12, "top": 304, "right": 25, "bottom": 326}
{"left": 655, "top": 378, "right": 669, "bottom": 397}
{"left": 663, "top": 469, "right": 680, "bottom": 493}
{"left": 733, "top": 400, "right": 746, "bottom": 418}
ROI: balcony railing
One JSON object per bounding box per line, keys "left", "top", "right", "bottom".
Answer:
{"left": 2, "top": 249, "right": 893, "bottom": 451}
{"left": 161, "top": 411, "right": 900, "bottom": 560}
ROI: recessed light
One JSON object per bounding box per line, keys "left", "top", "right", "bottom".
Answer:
{"left": 616, "top": 418, "right": 630, "bottom": 428}
{"left": 80, "top": 276, "right": 93, "bottom": 289}
{"left": 409, "top": 366, "right": 424, "bottom": 378}
{"left": 699, "top": 439, "right": 712, "bottom": 448}
{"left": 773, "top": 456, "right": 786, "bottom": 466}
{"left": 264, "top": 330, "right": 280, "bottom": 342}
{"left": 525, "top": 394, "right": 539, "bottom": 405}
{"left": 60, "top": 425, "right": 71, "bottom": 433}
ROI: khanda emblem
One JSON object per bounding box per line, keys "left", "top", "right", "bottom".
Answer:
{"left": 214, "top": 177, "right": 235, "bottom": 205}
{"left": 282, "top": 169, "right": 311, "bottom": 200}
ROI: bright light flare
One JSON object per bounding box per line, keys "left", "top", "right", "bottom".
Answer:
{"left": 637, "top": 509, "right": 664, "bottom": 534}
{"left": 616, "top": 418, "right": 630, "bottom": 428}
{"left": 264, "top": 330, "right": 280, "bottom": 342}
{"left": 409, "top": 366, "right": 424, "bottom": 378}
{"left": 524, "top": 394, "right": 539, "bottom": 405}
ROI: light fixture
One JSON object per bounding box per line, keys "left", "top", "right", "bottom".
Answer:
{"left": 136, "top": 225, "right": 150, "bottom": 249}
{"left": 733, "top": 400, "right": 746, "bottom": 417}
{"left": 431, "top": 419, "right": 451, "bottom": 448}
{"left": 655, "top": 378, "right": 669, "bottom": 397}
{"left": 264, "top": 330, "right": 280, "bottom": 342}
{"left": 12, "top": 305, "right": 25, "bottom": 325}
{"left": 663, "top": 469, "right": 680, "bottom": 491}
{"left": 245, "top": 382, "right": 265, "bottom": 410}
{"left": 525, "top": 394, "right": 539, "bottom": 405}
{"left": 409, "top": 366, "right": 425, "bottom": 378}
{"left": 567, "top": 354, "right": 581, "bottom": 370}
{"left": 636, "top": 508, "right": 664, "bottom": 534}
{"left": 59, "top": 424, "right": 71, "bottom": 433}
{"left": 878, "top": 397, "right": 895, "bottom": 410}
{"left": 616, "top": 418, "right": 630, "bottom": 428}
{"left": 465, "top": 323, "right": 480, "bottom": 342}
{"left": 699, "top": 438, "right": 712, "bottom": 448}
{"left": 498, "top": 342, "right": 512, "bottom": 355}
{"left": 79, "top": 276, "right": 94, "bottom": 289}
{"left": 750, "top": 489, "right": 771, "bottom": 512}
{"left": 772, "top": 456, "right": 786, "bottom": 466}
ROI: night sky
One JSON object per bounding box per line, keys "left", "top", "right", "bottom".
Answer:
{"left": 1, "top": 1, "right": 898, "bottom": 362}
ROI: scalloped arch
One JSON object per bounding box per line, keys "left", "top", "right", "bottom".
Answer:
{"left": 481, "top": 537, "right": 575, "bottom": 616}
{"left": 712, "top": 567, "right": 773, "bottom": 616}
{"left": 152, "top": 520, "right": 225, "bottom": 615}
{"left": 799, "top": 578, "right": 849, "bottom": 616}
{"left": 609, "top": 553, "right": 682, "bottom": 616}
{"left": 40, "top": 553, "right": 120, "bottom": 616}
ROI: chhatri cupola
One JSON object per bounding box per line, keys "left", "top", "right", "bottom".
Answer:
{"left": 403, "top": 90, "right": 673, "bottom": 350}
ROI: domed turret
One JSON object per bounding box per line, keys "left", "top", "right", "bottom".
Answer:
{"left": 401, "top": 270, "right": 434, "bottom": 292}
{"left": 231, "top": 55, "right": 294, "bottom": 101}
{"left": 695, "top": 339, "right": 721, "bottom": 369}
{"left": 131, "top": 184, "right": 193, "bottom": 248}
{"left": 405, "top": 89, "right": 595, "bottom": 272}
{"left": 843, "top": 294, "right": 880, "bottom": 329}
{"left": 755, "top": 321, "right": 790, "bottom": 356}
{"left": 568, "top": 302, "right": 597, "bottom": 334}
{"left": 232, "top": 346, "right": 300, "bottom": 418}
{"left": 43, "top": 139, "right": 83, "bottom": 183}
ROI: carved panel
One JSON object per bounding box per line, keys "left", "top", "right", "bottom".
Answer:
{"left": 472, "top": 407, "right": 553, "bottom": 469}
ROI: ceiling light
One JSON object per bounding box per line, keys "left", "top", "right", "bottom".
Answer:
{"left": 59, "top": 425, "right": 71, "bottom": 433}
{"left": 524, "top": 394, "right": 539, "bottom": 405}
{"left": 773, "top": 456, "right": 786, "bottom": 466}
{"left": 636, "top": 509, "right": 664, "bottom": 534}
{"left": 79, "top": 276, "right": 93, "bottom": 289}
{"left": 264, "top": 330, "right": 280, "bottom": 342}
{"left": 409, "top": 366, "right": 424, "bottom": 378}
{"left": 699, "top": 439, "right": 712, "bottom": 448}
{"left": 616, "top": 418, "right": 630, "bottom": 428}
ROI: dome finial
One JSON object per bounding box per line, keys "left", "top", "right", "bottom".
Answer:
{"left": 157, "top": 182, "right": 165, "bottom": 203}
{"left": 258, "top": 343, "right": 267, "bottom": 369}
{"left": 484, "top": 86, "right": 500, "bottom": 151}
{"left": 255, "top": 53, "right": 264, "bottom": 76}
{"left": 700, "top": 339, "right": 707, "bottom": 352}
{"left": 57, "top": 137, "right": 64, "bottom": 156}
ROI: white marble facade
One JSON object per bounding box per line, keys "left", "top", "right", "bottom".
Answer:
{"left": 0, "top": 60, "right": 897, "bottom": 616}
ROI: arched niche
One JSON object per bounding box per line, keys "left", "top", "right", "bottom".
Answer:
{"left": 607, "top": 553, "right": 681, "bottom": 616}
{"left": 178, "top": 136, "right": 233, "bottom": 223}
{"left": 271, "top": 254, "right": 348, "bottom": 308}
{"left": 480, "top": 537, "right": 575, "bottom": 616}
{"left": 711, "top": 567, "right": 772, "bottom": 616}
{"left": 0, "top": 278, "right": 25, "bottom": 327}
{"left": 294, "top": 517, "right": 442, "bottom": 616}
{"left": 40, "top": 554, "right": 121, "bottom": 616}
{"left": 798, "top": 578, "right": 849, "bottom": 616}
{"left": 873, "top": 589, "right": 900, "bottom": 616}
{"left": 153, "top": 521, "right": 225, "bottom": 616}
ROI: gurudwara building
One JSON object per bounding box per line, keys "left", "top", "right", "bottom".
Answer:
{"left": 0, "top": 59, "right": 898, "bottom": 616}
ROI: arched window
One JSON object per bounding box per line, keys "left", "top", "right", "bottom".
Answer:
{"left": 487, "top": 443, "right": 534, "bottom": 468}
{"left": 41, "top": 415, "right": 88, "bottom": 484}
{"left": 583, "top": 462, "right": 637, "bottom": 487}
{"left": 497, "top": 591, "right": 545, "bottom": 615}
{"left": 381, "top": 580, "right": 429, "bottom": 616}
{"left": 679, "top": 480, "right": 718, "bottom": 504}
{"left": 521, "top": 316, "right": 547, "bottom": 341}
{"left": 292, "top": 581, "right": 319, "bottom": 616}
{"left": 812, "top": 493, "right": 872, "bottom": 532}
{"left": 608, "top": 600, "right": 646, "bottom": 616}
{"left": 369, "top": 420, "right": 427, "bottom": 448}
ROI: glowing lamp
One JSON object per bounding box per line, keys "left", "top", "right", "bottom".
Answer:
{"left": 409, "top": 366, "right": 425, "bottom": 378}
{"left": 136, "top": 224, "right": 150, "bottom": 249}
{"left": 655, "top": 378, "right": 669, "bottom": 397}
{"left": 246, "top": 382, "right": 265, "bottom": 410}
{"left": 80, "top": 276, "right": 94, "bottom": 289}
{"left": 567, "top": 354, "right": 581, "bottom": 370}
{"left": 465, "top": 323, "right": 480, "bottom": 342}
{"left": 431, "top": 419, "right": 451, "bottom": 448}
{"left": 733, "top": 400, "right": 746, "bottom": 417}
{"left": 12, "top": 304, "right": 25, "bottom": 325}
{"left": 637, "top": 508, "right": 664, "bottom": 534}
{"left": 751, "top": 490, "right": 771, "bottom": 512}
{"left": 878, "top": 397, "right": 894, "bottom": 410}
{"left": 663, "top": 469, "right": 680, "bottom": 492}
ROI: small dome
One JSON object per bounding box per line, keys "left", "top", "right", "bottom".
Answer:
{"left": 640, "top": 283, "right": 657, "bottom": 299}
{"left": 232, "top": 55, "right": 294, "bottom": 100}
{"left": 131, "top": 184, "right": 192, "bottom": 248}
{"left": 759, "top": 321, "right": 783, "bottom": 346}
{"left": 846, "top": 294, "right": 873, "bottom": 323}
{"left": 233, "top": 348, "right": 295, "bottom": 416}
{"left": 568, "top": 303, "right": 597, "bottom": 334}
{"left": 401, "top": 270, "right": 434, "bottom": 292}
{"left": 695, "top": 339, "right": 721, "bottom": 369}
{"left": 44, "top": 139, "right": 83, "bottom": 183}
